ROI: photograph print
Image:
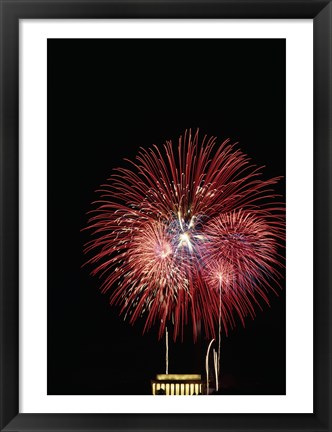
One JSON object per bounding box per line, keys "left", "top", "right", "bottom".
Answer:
{"left": 47, "top": 38, "right": 286, "bottom": 396}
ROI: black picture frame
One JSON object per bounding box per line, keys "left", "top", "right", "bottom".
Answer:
{"left": 0, "top": 1, "right": 331, "bottom": 431}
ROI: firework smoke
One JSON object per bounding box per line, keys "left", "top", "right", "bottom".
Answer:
{"left": 84, "top": 129, "right": 285, "bottom": 341}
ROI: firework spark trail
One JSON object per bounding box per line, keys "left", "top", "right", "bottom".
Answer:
{"left": 83, "top": 129, "right": 285, "bottom": 341}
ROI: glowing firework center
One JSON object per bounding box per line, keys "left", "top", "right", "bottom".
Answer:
{"left": 171, "top": 211, "right": 204, "bottom": 253}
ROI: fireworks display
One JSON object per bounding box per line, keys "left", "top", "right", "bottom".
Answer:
{"left": 84, "top": 129, "right": 285, "bottom": 341}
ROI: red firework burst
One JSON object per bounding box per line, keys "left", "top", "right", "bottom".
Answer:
{"left": 84, "top": 129, "right": 285, "bottom": 341}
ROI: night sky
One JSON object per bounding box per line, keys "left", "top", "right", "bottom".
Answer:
{"left": 47, "top": 38, "right": 285, "bottom": 395}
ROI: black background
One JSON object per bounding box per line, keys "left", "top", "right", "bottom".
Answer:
{"left": 47, "top": 39, "right": 285, "bottom": 396}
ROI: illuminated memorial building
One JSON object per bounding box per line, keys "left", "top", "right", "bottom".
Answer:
{"left": 151, "top": 374, "right": 203, "bottom": 396}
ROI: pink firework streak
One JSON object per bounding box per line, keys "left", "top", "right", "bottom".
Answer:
{"left": 83, "top": 129, "right": 285, "bottom": 341}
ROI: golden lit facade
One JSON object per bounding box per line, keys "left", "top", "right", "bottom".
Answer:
{"left": 151, "top": 374, "right": 202, "bottom": 395}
